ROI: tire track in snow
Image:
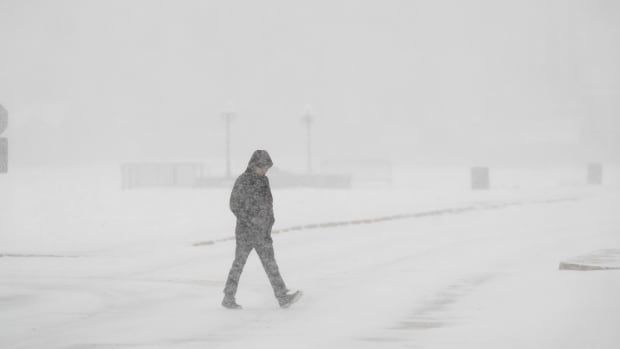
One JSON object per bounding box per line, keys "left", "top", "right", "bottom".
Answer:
{"left": 359, "top": 273, "right": 498, "bottom": 345}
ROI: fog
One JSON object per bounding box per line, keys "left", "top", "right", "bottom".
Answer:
{"left": 1, "top": 0, "right": 619, "bottom": 171}
{"left": 3, "top": 2, "right": 620, "bottom": 348}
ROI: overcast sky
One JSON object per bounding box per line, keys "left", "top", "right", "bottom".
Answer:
{"left": 0, "top": 0, "right": 618, "bottom": 170}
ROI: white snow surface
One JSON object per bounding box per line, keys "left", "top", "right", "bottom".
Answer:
{"left": 1, "top": 165, "right": 620, "bottom": 348}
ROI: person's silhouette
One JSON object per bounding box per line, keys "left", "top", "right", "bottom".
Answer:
{"left": 222, "top": 150, "right": 301, "bottom": 309}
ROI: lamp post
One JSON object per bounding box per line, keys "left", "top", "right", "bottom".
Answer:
{"left": 0, "top": 104, "right": 7, "bottom": 174}
{"left": 301, "top": 111, "right": 314, "bottom": 174}
{"left": 222, "top": 111, "right": 235, "bottom": 179}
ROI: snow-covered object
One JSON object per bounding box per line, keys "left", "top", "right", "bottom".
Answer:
{"left": 560, "top": 249, "right": 620, "bottom": 271}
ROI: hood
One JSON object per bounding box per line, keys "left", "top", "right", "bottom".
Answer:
{"left": 246, "top": 150, "right": 273, "bottom": 170}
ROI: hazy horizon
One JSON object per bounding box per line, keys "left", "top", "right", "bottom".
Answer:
{"left": 1, "top": 0, "right": 619, "bottom": 170}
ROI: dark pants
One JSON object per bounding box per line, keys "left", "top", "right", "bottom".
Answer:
{"left": 223, "top": 241, "right": 287, "bottom": 299}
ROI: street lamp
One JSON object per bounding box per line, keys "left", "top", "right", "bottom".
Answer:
{"left": 0, "top": 104, "right": 7, "bottom": 174}
{"left": 301, "top": 111, "right": 314, "bottom": 174}
{"left": 222, "top": 111, "right": 235, "bottom": 179}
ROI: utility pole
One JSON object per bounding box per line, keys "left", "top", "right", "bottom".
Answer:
{"left": 301, "top": 111, "right": 314, "bottom": 174}
{"left": 222, "top": 111, "right": 235, "bottom": 179}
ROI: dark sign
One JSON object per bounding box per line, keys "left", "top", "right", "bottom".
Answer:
{"left": 471, "top": 167, "right": 490, "bottom": 190}
{"left": 587, "top": 163, "right": 603, "bottom": 185}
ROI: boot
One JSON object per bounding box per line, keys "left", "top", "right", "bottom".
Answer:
{"left": 222, "top": 295, "right": 242, "bottom": 309}
{"left": 278, "top": 290, "right": 302, "bottom": 308}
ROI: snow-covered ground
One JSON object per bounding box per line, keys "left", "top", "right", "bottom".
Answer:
{"left": 1, "top": 165, "right": 619, "bottom": 348}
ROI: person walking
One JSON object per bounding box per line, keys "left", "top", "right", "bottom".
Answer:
{"left": 222, "top": 150, "right": 302, "bottom": 309}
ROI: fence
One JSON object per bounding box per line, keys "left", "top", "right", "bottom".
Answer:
{"left": 320, "top": 159, "right": 392, "bottom": 184}
{"left": 121, "top": 162, "right": 206, "bottom": 189}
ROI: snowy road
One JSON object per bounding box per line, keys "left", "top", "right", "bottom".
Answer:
{"left": 2, "top": 186, "right": 619, "bottom": 349}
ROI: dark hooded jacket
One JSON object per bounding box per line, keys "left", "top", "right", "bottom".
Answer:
{"left": 229, "top": 150, "right": 275, "bottom": 244}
